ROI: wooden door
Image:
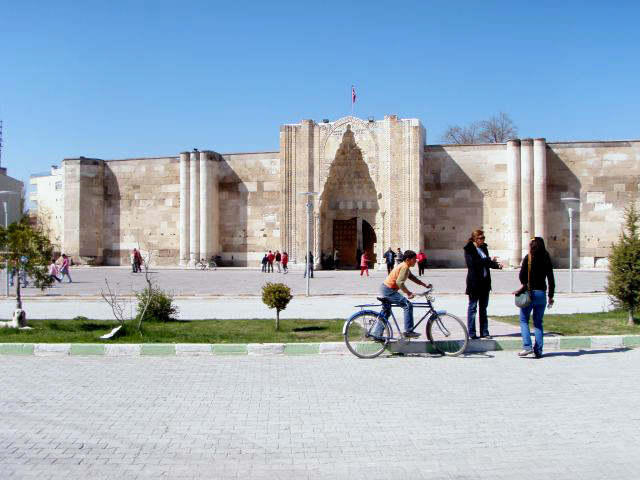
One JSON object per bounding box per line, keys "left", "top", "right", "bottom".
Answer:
{"left": 332, "top": 218, "right": 357, "bottom": 267}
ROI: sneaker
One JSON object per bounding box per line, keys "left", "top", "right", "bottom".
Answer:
{"left": 403, "top": 331, "right": 421, "bottom": 339}
{"left": 518, "top": 349, "right": 534, "bottom": 357}
{"left": 469, "top": 335, "right": 479, "bottom": 340}
{"left": 482, "top": 335, "right": 493, "bottom": 340}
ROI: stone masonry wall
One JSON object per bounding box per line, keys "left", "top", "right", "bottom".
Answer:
{"left": 218, "top": 152, "right": 281, "bottom": 267}
{"left": 423, "top": 144, "right": 509, "bottom": 267}
{"left": 546, "top": 141, "right": 640, "bottom": 267}
{"left": 102, "top": 157, "right": 180, "bottom": 266}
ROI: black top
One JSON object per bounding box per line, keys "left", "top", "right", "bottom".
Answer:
{"left": 519, "top": 253, "right": 555, "bottom": 298}
{"left": 464, "top": 241, "right": 500, "bottom": 295}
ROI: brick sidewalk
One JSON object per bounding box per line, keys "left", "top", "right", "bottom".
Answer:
{"left": 1, "top": 351, "right": 638, "bottom": 479}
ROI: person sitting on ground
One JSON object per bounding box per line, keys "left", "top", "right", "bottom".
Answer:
{"left": 372, "top": 250, "right": 431, "bottom": 339}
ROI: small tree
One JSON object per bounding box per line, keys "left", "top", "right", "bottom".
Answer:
{"left": 261, "top": 282, "right": 292, "bottom": 331}
{"left": 0, "top": 220, "right": 54, "bottom": 326}
{"left": 606, "top": 202, "right": 640, "bottom": 326}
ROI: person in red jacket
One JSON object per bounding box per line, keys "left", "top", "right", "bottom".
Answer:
{"left": 267, "top": 250, "right": 275, "bottom": 273}
{"left": 360, "top": 252, "right": 369, "bottom": 277}
{"left": 282, "top": 252, "right": 289, "bottom": 274}
{"left": 416, "top": 251, "right": 427, "bottom": 276}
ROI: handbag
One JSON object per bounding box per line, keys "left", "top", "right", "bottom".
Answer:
{"left": 514, "top": 255, "right": 532, "bottom": 308}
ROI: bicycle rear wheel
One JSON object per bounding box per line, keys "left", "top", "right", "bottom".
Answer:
{"left": 344, "top": 311, "right": 390, "bottom": 359}
{"left": 427, "top": 313, "right": 468, "bottom": 356}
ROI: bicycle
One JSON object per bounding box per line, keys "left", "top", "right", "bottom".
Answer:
{"left": 343, "top": 288, "right": 469, "bottom": 358}
{"left": 194, "top": 257, "right": 218, "bottom": 271}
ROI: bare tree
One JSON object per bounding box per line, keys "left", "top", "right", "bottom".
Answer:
{"left": 442, "top": 122, "right": 482, "bottom": 144}
{"left": 442, "top": 113, "right": 518, "bottom": 144}
{"left": 478, "top": 112, "right": 518, "bottom": 143}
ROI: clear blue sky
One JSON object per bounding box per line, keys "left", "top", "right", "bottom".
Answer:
{"left": 1, "top": 0, "right": 639, "bottom": 191}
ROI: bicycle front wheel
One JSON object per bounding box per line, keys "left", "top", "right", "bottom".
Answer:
{"left": 427, "top": 313, "right": 469, "bottom": 356}
{"left": 344, "top": 311, "right": 390, "bottom": 359}
{"left": 210, "top": 261, "right": 217, "bottom": 271}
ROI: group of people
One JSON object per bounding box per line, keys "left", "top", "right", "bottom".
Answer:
{"left": 46, "top": 254, "right": 73, "bottom": 284}
{"left": 383, "top": 247, "right": 428, "bottom": 275}
{"left": 319, "top": 250, "right": 341, "bottom": 270}
{"left": 261, "top": 250, "right": 289, "bottom": 273}
{"left": 374, "top": 229, "right": 555, "bottom": 358}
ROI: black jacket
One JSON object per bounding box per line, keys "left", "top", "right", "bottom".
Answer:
{"left": 519, "top": 253, "right": 555, "bottom": 298}
{"left": 464, "top": 241, "right": 500, "bottom": 295}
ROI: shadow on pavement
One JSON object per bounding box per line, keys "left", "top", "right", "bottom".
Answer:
{"left": 540, "top": 347, "right": 630, "bottom": 358}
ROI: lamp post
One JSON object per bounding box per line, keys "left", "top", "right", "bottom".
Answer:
{"left": 0, "top": 190, "right": 20, "bottom": 296}
{"left": 298, "top": 192, "right": 318, "bottom": 296}
{"left": 561, "top": 197, "right": 580, "bottom": 293}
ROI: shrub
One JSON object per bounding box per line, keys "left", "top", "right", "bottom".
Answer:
{"left": 606, "top": 202, "right": 640, "bottom": 326}
{"left": 261, "top": 282, "right": 292, "bottom": 331}
{"left": 135, "top": 288, "right": 178, "bottom": 323}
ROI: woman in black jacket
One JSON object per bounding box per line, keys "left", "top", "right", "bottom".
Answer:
{"left": 516, "top": 237, "right": 555, "bottom": 358}
{"left": 464, "top": 229, "right": 503, "bottom": 339}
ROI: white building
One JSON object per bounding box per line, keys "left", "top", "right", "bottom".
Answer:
{"left": 29, "top": 165, "right": 64, "bottom": 250}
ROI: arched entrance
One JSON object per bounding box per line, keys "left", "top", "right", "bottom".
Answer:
{"left": 320, "top": 125, "right": 379, "bottom": 268}
{"left": 332, "top": 217, "right": 377, "bottom": 267}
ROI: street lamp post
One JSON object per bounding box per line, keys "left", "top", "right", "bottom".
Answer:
{"left": 561, "top": 197, "right": 580, "bottom": 293}
{"left": 0, "top": 191, "right": 20, "bottom": 296}
{"left": 298, "top": 192, "right": 318, "bottom": 297}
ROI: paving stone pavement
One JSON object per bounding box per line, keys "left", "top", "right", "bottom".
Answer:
{"left": 4, "top": 267, "right": 607, "bottom": 297}
{"left": 1, "top": 350, "right": 639, "bottom": 479}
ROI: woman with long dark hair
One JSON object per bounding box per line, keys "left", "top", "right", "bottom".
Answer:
{"left": 516, "top": 237, "right": 555, "bottom": 358}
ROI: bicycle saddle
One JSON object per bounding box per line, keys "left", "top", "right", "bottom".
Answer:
{"left": 377, "top": 297, "right": 393, "bottom": 305}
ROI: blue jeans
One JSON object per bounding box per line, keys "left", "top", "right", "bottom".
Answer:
{"left": 467, "top": 290, "right": 490, "bottom": 337}
{"left": 520, "top": 290, "right": 547, "bottom": 355}
{"left": 372, "top": 284, "right": 414, "bottom": 335}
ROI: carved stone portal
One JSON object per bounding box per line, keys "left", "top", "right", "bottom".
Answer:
{"left": 319, "top": 126, "right": 379, "bottom": 267}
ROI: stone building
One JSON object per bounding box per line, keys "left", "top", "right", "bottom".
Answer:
{"left": 30, "top": 115, "right": 640, "bottom": 268}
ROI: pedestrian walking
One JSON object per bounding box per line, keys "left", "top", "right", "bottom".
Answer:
{"left": 304, "top": 251, "right": 314, "bottom": 278}
{"left": 48, "top": 259, "right": 61, "bottom": 283}
{"left": 383, "top": 247, "right": 396, "bottom": 274}
{"left": 333, "top": 249, "right": 340, "bottom": 270}
{"left": 261, "top": 253, "right": 268, "bottom": 272}
{"left": 464, "top": 229, "right": 502, "bottom": 339}
{"left": 60, "top": 253, "right": 73, "bottom": 283}
{"left": 131, "top": 249, "right": 138, "bottom": 273}
{"left": 320, "top": 252, "right": 326, "bottom": 269}
{"left": 134, "top": 249, "right": 143, "bottom": 273}
{"left": 360, "top": 251, "right": 369, "bottom": 277}
{"left": 395, "top": 247, "right": 404, "bottom": 265}
{"left": 515, "top": 237, "right": 555, "bottom": 359}
{"left": 416, "top": 250, "right": 427, "bottom": 276}
{"left": 267, "top": 250, "right": 275, "bottom": 273}
{"left": 275, "top": 250, "right": 282, "bottom": 273}
{"left": 282, "top": 252, "right": 289, "bottom": 273}
{"left": 18, "top": 255, "right": 29, "bottom": 288}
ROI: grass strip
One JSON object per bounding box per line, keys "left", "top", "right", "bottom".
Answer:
{"left": 0, "top": 319, "right": 345, "bottom": 343}
{"left": 495, "top": 310, "right": 640, "bottom": 336}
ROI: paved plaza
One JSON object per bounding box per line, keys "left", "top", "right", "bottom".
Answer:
{"left": 3, "top": 267, "right": 607, "bottom": 297}
{"left": 0, "top": 268, "right": 611, "bottom": 324}
{"left": 1, "top": 350, "right": 638, "bottom": 479}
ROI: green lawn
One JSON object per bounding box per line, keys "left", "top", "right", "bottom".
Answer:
{"left": 1, "top": 311, "right": 639, "bottom": 343}
{"left": 497, "top": 310, "right": 640, "bottom": 336}
{"left": 0, "top": 318, "right": 346, "bottom": 343}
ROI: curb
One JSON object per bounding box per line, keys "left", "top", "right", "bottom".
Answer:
{"left": 0, "top": 336, "right": 638, "bottom": 356}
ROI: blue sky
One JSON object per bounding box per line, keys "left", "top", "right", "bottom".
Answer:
{"left": 1, "top": 0, "right": 639, "bottom": 190}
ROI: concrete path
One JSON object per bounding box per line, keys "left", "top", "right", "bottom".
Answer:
{"left": 1, "top": 293, "right": 612, "bottom": 338}
{"left": 3, "top": 266, "right": 608, "bottom": 297}
{"left": 1, "top": 350, "right": 638, "bottom": 479}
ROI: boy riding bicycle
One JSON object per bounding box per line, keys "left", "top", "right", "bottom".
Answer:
{"left": 372, "top": 250, "right": 432, "bottom": 339}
